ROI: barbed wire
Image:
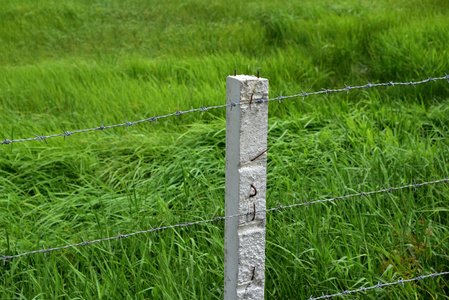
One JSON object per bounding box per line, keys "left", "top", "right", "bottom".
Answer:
{"left": 2, "top": 74, "right": 448, "bottom": 145}
{"left": 308, "top": 271, "right": 449, "bottom": 299}
{"left": 1, "top": 178, "right": 448, "bottom": 263}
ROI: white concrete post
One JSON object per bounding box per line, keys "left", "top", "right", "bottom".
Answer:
{"left": 225, "top": 75, "right": 268, "bottom": 300}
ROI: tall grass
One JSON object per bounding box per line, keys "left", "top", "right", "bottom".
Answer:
{"left": 1, "top": 0, "right": 448, "bottom": 298}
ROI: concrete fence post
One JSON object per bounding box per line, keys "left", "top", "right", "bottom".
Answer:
{"left": 225, "top": 75, "right": 269, "bottom": 299}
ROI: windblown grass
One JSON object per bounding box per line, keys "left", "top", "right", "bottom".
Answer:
{"left": 1, "top": 0, "right": 448, "bottom": 298}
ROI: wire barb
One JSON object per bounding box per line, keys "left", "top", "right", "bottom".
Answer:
{"left": 277, "top": 202, "right": 285, "bottom": 211}
{"left": 322, "top": 88, "right": 331, "bottom": 94}
{"left": 81, "top": 236, "right": 90, "bottom": 248}
{"left": 149, "top": 224, "right": 158, "bottom": 236}
{"left": 99, "top": 120, "right": 106, "bottom": 130}
{"left": 62, "top": 129, "right": 72, "bottom": 141}
{"left": 213, "top": 215, "right": 222, "bottom": 225}
{"left": 125, "top": 117, "right": 133, "bottom": 130}
{"left": 117, "top": 230, "right": 127, "bottom": 244}
{"left": 34, "top": 133, "right": 48, "bottom": 144}
{"left": 305, "top": 199, "right": 311, "bottom": 210}
{"left": 200, "top": 104, "right": 208, "bottom": 115}
{"left": 276, "top": 92, "right": 285, "bottom": 103}
{"left": 301, "top": 88, "right": 310, "bottom": 100}
{"left": 334, "top": 195, "right": 341, "bottom": 204}
{"left": 360, "top": 192, "right": 369, "bottom": 200}
{"left": 151, "top": 115, "right": 158, "bottom": 125}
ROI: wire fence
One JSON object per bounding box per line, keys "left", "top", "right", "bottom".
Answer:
{"left": 2, "top": 178, "right": 448, "bottom": 263}
{"left": 308, "top": 271, "right": 449, "bottom": 300}
{"left": 1, "top": 74, "right": 449, "bottom": 298}
{"left": 1, "top": 74, "right": 448, "bottom": 145}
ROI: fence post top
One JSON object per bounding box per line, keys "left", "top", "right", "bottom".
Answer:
{"left": 227, "top": 75, "right": 267, "bottom": 81}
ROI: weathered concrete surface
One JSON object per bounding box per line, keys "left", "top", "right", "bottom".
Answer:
{"left": 225, "top": 75, "right": 268, "bottom": 300}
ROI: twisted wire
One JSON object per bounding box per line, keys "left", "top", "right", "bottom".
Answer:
{"left": 2, "top": 178, "right": 448, "bottom": 262}
{"left": 2, "top": 74, "right": 448, "bottom": 145}
{"left": 308, "top": 271, "right": 449, "bottom": 299}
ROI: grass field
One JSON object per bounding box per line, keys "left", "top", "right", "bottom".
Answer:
{"left": 1, "top": 0, "right": 449, "bottom": 298}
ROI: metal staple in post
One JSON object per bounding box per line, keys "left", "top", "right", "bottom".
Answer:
{"left": 225, "top": 75, "right": 269, "bottom": 299}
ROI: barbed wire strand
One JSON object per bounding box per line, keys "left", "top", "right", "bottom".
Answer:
{"left": 308, "top": 271, "right": 449, "bottom": 300}
{"left": 2, "top": 74, "right": 448, "bottom": 145}
{"left": 1, "top": 178, "right": 448, "bottom": 263}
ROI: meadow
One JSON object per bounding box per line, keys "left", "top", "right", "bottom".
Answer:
{"left": 1, "top": 0, "right": 449, "bottom": 298}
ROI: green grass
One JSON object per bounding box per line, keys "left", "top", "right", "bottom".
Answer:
{"left": 1, "top": 0, "right": 449, "bottom": 298}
